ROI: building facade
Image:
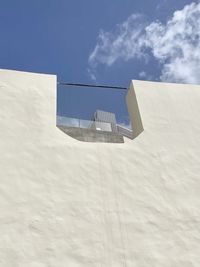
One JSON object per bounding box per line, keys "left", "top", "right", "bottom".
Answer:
{"left": 0, "top": 69, "right": 200, "bottom": 267}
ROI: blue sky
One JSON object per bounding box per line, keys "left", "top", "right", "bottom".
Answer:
{"left": 0, "top": 0, "right": 199, "bottom": 125}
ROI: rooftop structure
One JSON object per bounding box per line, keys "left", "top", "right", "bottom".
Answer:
{"left": 57, "top": 109, "right": 133, "bottom": 143}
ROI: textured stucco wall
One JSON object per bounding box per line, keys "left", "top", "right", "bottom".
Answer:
{"left": 0, "top": 69, "right": 200, "bottom": 267}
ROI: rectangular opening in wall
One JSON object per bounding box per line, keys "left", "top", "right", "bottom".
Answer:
{"left": 57, "top": 84, "right": 133, "bottom": 142}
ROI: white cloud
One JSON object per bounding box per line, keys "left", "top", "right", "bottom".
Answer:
{"left": 139, "top": 71, "right": 147, "bottom": 78}
{"left": 89, "top": 14, "right": 148, "bottom": 66}
{"left": 87, "top": 68, "right": 97, "bottom": 82}
{"left": 156, "top": 0, "right": 168, "bottom": 11}
{"left": 88, "top": 2, "right": 200, "bottom": 84}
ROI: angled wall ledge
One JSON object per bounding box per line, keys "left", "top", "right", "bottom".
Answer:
{"left": 126, "top": 81, "right": 144, "bottom": 139}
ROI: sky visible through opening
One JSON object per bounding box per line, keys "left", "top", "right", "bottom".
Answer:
{"left": 57, "top": 85, "right": 130, "bottom": 127}
{"left": 0, "top": 0, "right": 199, "bottom": 125}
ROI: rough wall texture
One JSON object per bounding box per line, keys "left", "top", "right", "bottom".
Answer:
{"left": 0, "top": 69, "right": 200, "bottom": 267}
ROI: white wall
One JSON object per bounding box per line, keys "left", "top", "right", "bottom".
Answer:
{"left": 0, "top": 69, "right": 200, "bottom": 267}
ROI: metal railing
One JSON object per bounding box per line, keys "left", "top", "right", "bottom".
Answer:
{"left": 57, "top": 116, "right": 134, "bottom": 139}
{"left": 57, "top": 116, "right": 112, "bottom": 132}
{"left": 117, "top": 124, "right": 133, "bottom": 139}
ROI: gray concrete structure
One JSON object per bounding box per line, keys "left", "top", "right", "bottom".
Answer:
{"left": 56, "top": 115, "right": 123, "bottom": 142}
{"left": 58, "top": 126, "right": 124, "bottom": 143}
{"left": 94, "top": 110, "right": 118, "bottom": 133}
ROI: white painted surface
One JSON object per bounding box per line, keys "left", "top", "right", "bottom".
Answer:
{"left": 0, "top": 69, "right": 200, "bottom": 267}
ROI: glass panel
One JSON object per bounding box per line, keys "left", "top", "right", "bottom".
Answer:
{"left": 79, "top": 119, "right": 93, "bottom": 129}
{"left": 57, "top": 116, "right": 112, "bottom": 132}
{"left": 57, "top": 116, "right": 79, "bottom": 127}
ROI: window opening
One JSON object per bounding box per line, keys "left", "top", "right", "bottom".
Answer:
{"left": 57, "top": 83, "right": 133, "bottom": 142}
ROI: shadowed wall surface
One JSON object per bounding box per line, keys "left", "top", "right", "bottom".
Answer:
{"left": 0, "top": 69, "right": 200, "bottom": 267}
